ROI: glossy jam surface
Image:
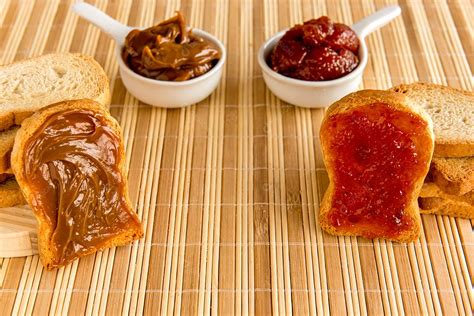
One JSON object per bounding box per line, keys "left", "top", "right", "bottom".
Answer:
{"left": 24, "top": 109, "right": 141, "bottom": 266}
{"left": 322, "top": 103, "right": 430, "bottom": 238}
{"left": 122, "top": 12, "right": 221, "bottom": 81}
{"left": 269, "top": 16, "right": 359, "bottom": 81}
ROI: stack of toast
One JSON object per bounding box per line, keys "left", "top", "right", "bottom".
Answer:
{"left": 319, "top": 84, "right": 472, "bottom": 242}
{"left": 0, "top": 53, "right": 143, "bottom": 269}
{"left": 0, "top": 53, "right": 110, "bottom": 207}
{"left": 391, "top": 83, "right": 473, "bottom": 219}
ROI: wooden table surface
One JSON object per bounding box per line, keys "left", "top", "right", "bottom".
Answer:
{"left": 0, "top": 0, "right": 472, "bottom": 315}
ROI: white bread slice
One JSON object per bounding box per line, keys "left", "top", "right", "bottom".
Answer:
{"left": 429, "top": 157, "right": 474, "bottom": 196}
{"left": 11, "top": 99, "right": 143, "bottom": 269}
{"left": 319, "top": 90, "right": 434, "bottom": 242}
{"left": 391, "top": 83, "right": 474, "bottom": 158}
{"left": 0, "top": 53, "right": 110, "bottom": 131}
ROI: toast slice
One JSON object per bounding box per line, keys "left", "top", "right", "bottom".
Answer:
{"left": 0, "top": 127, "right": 19, "bottom": 174}
{"left": 419, "top": 182, "right": 473, "bottom": 218}
{"left": 0, "top": 177, "right": 26, "bottom": 207}
{"left": 419, "top": 197, "right": 473, "bottom": 218}
{"left": 319, "top": 90, "right": 434, "bottom": 242}
{"left": 11, "top": 99, "right": 143, "bottom": 269}
{"left": 391, "top": 82, "right": 474, "bottom": 158}
{"left": 420, "top": 182, "right": 473, "bottom": 202}
{"left": 429, "top": 157, "right": 474, "bottom": 196}
{"left": 0, "top": 53, "right": 110, "bottom": 131}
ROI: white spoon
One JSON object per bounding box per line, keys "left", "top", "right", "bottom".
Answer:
{"left": 72, "top": 1, "right": 132, "bottom": 47}
{"left": 352, "top": 5, "right": 401, "bottom": 40}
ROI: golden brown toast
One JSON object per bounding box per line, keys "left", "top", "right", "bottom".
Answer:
{"left": 0, "top": 176, "right": 26, "bottom": 207}
{"left": 419, "top": 182, "right": 473, "bottom": 219}
{"left": 419, "top": 197, "right": 473, "bottom": 219}
{"left": 0, "top": 127, "right": 18, "bottom": 173}
{"left": 428, "top": 157, "right": 474, "bottom": 196}
{"left": 319, "top": 90, "right": 434, "bottom": 242}
{"left": 11, "top": 99, "right": 143, "bottom": 269}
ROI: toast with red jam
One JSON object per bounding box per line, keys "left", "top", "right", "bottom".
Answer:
{"left": 319, "top": 90, "right": 434, "bottom": 242}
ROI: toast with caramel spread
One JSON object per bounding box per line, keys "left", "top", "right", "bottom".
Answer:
{"left": 319, "top": 90, "right": 434, "bottom": 242}
{"left": 11, "top": 99, "right": 143, "bottom": 269}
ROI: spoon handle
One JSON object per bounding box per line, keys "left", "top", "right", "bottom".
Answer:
{"left": 351, "top": 5, "right": 401, "bottom": 40}
{"left": 71, "top": 2, "right": 133, "bottom": 46}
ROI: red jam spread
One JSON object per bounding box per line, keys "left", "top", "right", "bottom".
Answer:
{"left": 322, "top": 103, "right": 431, "bottom": 239}
{"left": 269, "top": 16, "right": 359, "bottom": 81}
{"left": 122, "top": 12, "right": 221, "bottom": 81}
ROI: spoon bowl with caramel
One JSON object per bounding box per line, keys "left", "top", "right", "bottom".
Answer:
{"left": 72, "top": 3, "right": 226, "bottom": 108}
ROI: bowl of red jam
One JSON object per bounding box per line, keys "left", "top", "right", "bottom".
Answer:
{"left": 258, "top": 6, "right": 401, "bottom": 108}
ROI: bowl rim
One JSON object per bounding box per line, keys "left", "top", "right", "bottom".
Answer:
{"left": 257, "top": 29, "right": 368, "bottom": 87}
{"left": 116, "top": 28, "right": 226, "bottom": 86}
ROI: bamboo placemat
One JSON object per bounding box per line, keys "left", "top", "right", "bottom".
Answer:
{"left": 0, "top": 0, "right": 472, "bottom": 314}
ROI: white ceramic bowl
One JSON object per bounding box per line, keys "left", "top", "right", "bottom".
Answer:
{"left": 116, "top": 29, "right": 226, "bottom": 108}
{"left": 258, "top": 31, "right": 366, "bottom": 108}
{"left": 73, "top": 2, "right": 225, "bottom": 108}
{"left": 257, "top": 5, "right": 401, "bottom": 108}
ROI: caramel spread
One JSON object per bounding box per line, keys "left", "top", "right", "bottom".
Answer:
{"left": 122, "top": 11, "right": 221, "bottom": 81}
{"left": 23, "top": 109, "right": 140, "bottom": 266}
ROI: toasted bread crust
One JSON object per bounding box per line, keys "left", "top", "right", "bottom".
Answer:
{"left": 0, "top": 126, "right": 19, "bottom": 174}
{"left": 433, "top": 143, "right": 474, "bottom": 158}
{"left": 11, "top": 99, "right": 142, "bottom": 269}
{"left": 429, "top": 157, "right": 474, "bottom": 196}
{"left": 0, "top": 177, "right": 26, "bottom": 207}
{"left": 319, "top": 90, "right": 434, "bottom": 242}
{"left": 420, "top": 182, "right": 473, "bottom": 202}
{"left": 419, "top": 196, "right": 473, "bottom": 219}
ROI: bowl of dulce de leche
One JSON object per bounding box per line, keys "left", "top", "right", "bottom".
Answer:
{"left": 73, "top": 3, "right": 226, "bottom": 108}
{"left": 258, "top": 5, "right": 401, "bottom": 108}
